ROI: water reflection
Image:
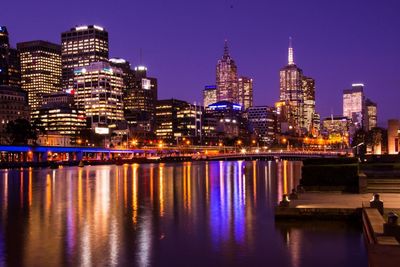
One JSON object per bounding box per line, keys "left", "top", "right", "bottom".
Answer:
{"left": 0, "top": 161, "right": 366, "bottom": 267}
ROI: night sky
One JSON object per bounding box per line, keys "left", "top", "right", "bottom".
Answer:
{"left": 2, "top": 0, "right": 400, "bottom": 125}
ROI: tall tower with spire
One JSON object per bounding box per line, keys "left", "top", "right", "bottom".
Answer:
{"left": 216, "top": 40, "right": 238, "bottom": 103}
{"left": 278, "top": 37, "right": 305, "bottom": 133}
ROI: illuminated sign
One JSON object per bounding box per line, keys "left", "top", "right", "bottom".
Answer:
{"left": 93, "top": 25, "right": 104, "bottom": 31}
{"left": 233, "top": 105, "right": 242, "bottom": 110}
{"left": 142, "top": 78, "right": 151, "bottom": 90}
{"left": 109, "top": 58, "right": 126, "bottom": 64}
{"left": 134, "top": 66, "right": 147, "bottom": 71}
{"left": 95, "top": 127, "right": 110, "bottom": 135}
{"left": 75, "top": 26, "right": 88, "bottom": 31}
{"left": 352, "top": 83, "right": 364, "bottom": 87}
{"left": 205, "top": 85, "right": 216, "bottom": 90}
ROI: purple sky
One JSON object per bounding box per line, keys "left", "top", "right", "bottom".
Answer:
{"left": 2, "top": 0, "right": 400, "bottom": 125}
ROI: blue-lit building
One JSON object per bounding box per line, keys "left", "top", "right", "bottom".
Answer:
{"left": 206, "top": 101, "right": 249, "bottom": 141}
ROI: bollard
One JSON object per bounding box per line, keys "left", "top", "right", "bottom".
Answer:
{"left": 289, "top": 189, "right": 298, "bottom": 200}
{"left": 279, "top": 194, "right": 290, "bottom": 208}
{"left": 384, "top": 212, "right": 399, "bottom": 237}
{"left": 370, "top": 193, "right": 384, "bottom": 215}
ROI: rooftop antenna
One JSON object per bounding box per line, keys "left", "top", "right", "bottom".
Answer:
{"left": 288, "top": 36, "right": 294, "bottom": 65}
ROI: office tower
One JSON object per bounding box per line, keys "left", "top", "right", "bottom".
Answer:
{"left": 61, "top": 25, "right": 109, "bottom": 90}
{"left": 206, "top": 101, "right": 248, "bottom": 140}
{"left": 155, "top": 99, "right": 188, "bottom": 142}
{"left": 343, "top": 83, "right": 365, "bottom": 129}
{"left": 177, "top": 103, "right": 203, "bottom": 144}
{"left": 216, "top": 41, "right": 238, "bottom": 103}
{"left": 279, "top": 38, "right": 304, "bottom": 133}
{"left": 365, "top": 99, "right": 377, "bottom": 131}
{"left": 238, "top": 76, "right": 253, "bottom": 110}
{"left": 322, "top": 116, "right": 351, "bottom": 137}
{"left": 124, "top": 66, "right": 157, "bottom": 113}
{"left": 247, "top": 106, "right": 277, "bottom": 145}
{"left": 17, "top": 41, "right": 62, "bottom": 112}
{"left": 31, "top": 92, "right": 86, "bottom": 139}
{"left": 0, "top": 26, "right": 20, "bottom": 87}
{"left": 109, "top": 57, "right": 135, "bottom": 90}
{"left": 203, "top": 85, "right": 217, "bottom": 107}
{"left": 0, "top": 85, "right": 30, "bottom": 144}
{"left": 124, "top": 65, "right": 158, "bottom": 133}
{"left": 73, "top": 62, "right": 124, "bottom": 128}
{"left": 302, "top": 76, "right": 316, "bottom": 132}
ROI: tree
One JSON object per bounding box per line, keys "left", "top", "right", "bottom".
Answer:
{"left": 5, "top": 119, "right": 37, "bottom": 145}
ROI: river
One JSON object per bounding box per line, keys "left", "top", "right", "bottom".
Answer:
{"left": 0, "top": 160, "right": 367, "bottom": 267}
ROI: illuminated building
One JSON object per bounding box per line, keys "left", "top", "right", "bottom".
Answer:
{"left": 0, "top": 85, "right": 29, "bottom": 144}
{"left": 203, "top": 85, "right": 217, "bottom": 107}
{"left": 302, "top": 76, "right": 316, "bottom": 132}
{"left": 17, "top": 41, "right": 62, "bottom": 112}
{"left": 177, "top": 104, "right": 203, "bottom": 143}
{"left": 388, "top": 119, "right": 400, "bottom": 154}
{"left": 0, "top": 26, "right": 20, "bottom": 87}
{"left": 365, "top": 99, "right": 377, "bottom": 131}
{"left": 238, "top": 77, "right": 253, "bottom": 110}
{"left": 247, "top": 106, "right": 277, "bottom": 144}
{"left": 155, "top": 99, "right": 188, "bottom": 142}
{"left": 109, "top": 58, "right": 135, "bottom": 90}
{"left": 216, "top": 41, "right": 238, "bottom": 103}
{"left": 124, "top": 65, "right": 158, "bottom": 132}
{"left": 206, "top": 101, "right": 247, "bottom": 140}
{"left": 73, "top": 62, "right": 124, "bottom": 129}
{"left": 343, "top": 83, "right": 365, "bottom": 129}
{"left": 322, "top": 116, "right": 350, "bottom": 140}
{"left": 31, "top": 92, "right": 86, "bottom": 140}
{"left": 61, "top": 25, "right": 109, "bottom": 90}
{"left": 279, "top": 38, "right": 304, "bottom": 133}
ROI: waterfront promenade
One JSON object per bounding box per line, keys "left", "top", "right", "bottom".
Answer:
{"left": 276, "top": 192, "right": 400, "bottom": 267}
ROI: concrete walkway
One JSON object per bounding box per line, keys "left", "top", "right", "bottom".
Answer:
{"left": 290, "top": 192, "right": 400, "bottom": 209}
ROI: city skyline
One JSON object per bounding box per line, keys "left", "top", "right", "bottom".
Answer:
{"left": 2, "top": 0, "right": 400, "bottom": 125}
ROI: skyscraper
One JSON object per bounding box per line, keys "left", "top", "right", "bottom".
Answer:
{"left": 343, "top": 83, "right": 365, "bottom": 129}
{"left": 0, "top": 26, "right": 20, "bottom": 87}
{"left": 17, "top": 40, "right": 62, "bottom": 112}
{"left": 73, "top": 62, "right": 124, "bottom": 128}
{"left": 279, "top": 38, "right": 304, "bottom": 133}
{"left": 216, "top": 41, "right": 238, "bottom": 103}
{"left": 365, "top": 99, "right": 377, "bottom": 131}
{"left": 247, "top": 106, "right": 277, "bottom": 144}
{"left": 238, "top": 76, "right": 253, "bottom": 110}
{"left": 302, "top": 76, "right": 316, "bottom": 132}
{"left": 61, "top": 25, "right": 109, "bottom": 91}
{"left": 203, "top": 85, "right": 217, "bottom": 107}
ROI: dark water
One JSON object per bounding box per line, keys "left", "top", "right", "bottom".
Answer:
{"left": 0, "top": 161, "right": 367, "bottom": 267}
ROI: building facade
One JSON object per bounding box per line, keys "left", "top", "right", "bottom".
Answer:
{"left": 343, "top": 83, "right": 365, "bottom": 129}
{"left": 216, "top": 41, "right": 238, "bottom": 103}
{"left": 279, "top": 38, "right": 304, "bottom": 133}
{"left": 203, "top": 85, "right": 217, "bottom": 107}
{"left": 0, "top": 26, "right": 20, "bottom": 87}
{"left": 17, "top": 40, "right": 62, "bottom": 112}
{"left": 302, "top": 76, "right": 316, "bottom": 132}
{"left": 31, "top": 92, "right": 86, "bottom": 139}
{"left": 247, "top": 106, "right": 277, "bottom": 145}
{"left": 388, "top": 119, "right": 400, "bottom": 154}
{"left": 61, "top": 25, "right": 109, "bottom": 90}
{"left": 365, "top": 99, "right": 377, "bottom": 131}
{"left": 73, "top": 62, "right": 124, "bottom": 129}
{"left": 155, "top": 99, "right": 188, "bottom": 143}
{"left": 238, "top": 76, "right": 253, "bottom": 110}
{"left": 0, "top": 85, "right": 30, "bottom": 144}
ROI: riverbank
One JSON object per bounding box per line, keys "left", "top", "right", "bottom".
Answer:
{"left": 275, "top": 192, "right": 400, "bottom": 267}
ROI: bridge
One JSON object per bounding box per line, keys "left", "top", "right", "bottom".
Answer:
{"left": 0, "top": 145, "right": 348, "bottom": 165}
{"left": 206, "top": 151, "right": 345, "bottom": 161}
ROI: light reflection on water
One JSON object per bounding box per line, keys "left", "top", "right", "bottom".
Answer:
{"left": 0, "top": 161, "right": 366, "bottom": 267}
